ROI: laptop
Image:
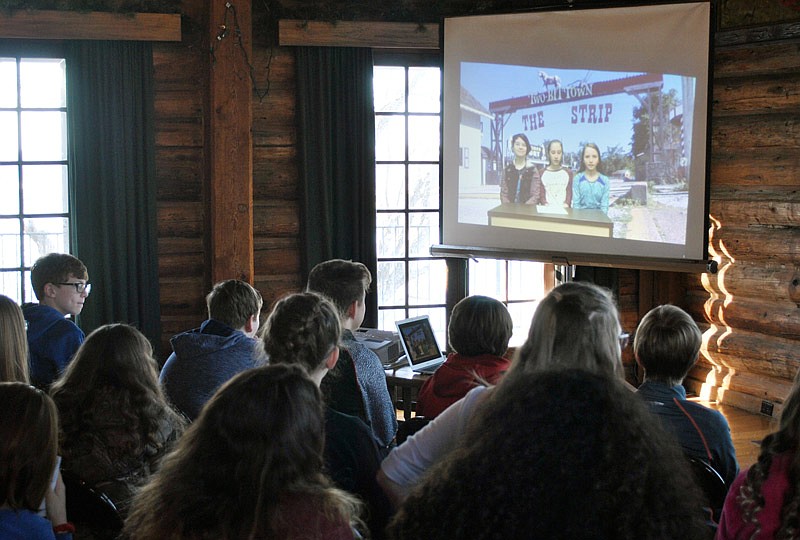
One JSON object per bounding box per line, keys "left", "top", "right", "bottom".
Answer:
{"left": 395, "top": 315, "right": 446, "bottom": 373}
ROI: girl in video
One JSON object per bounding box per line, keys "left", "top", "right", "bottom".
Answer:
{"left": 572, "top": 142, "right": 610, "bottom": 214}
{"left": 539, "top": 139, "right": 574, "bottom": 209}
{"left": 499, "top": 133, "right": 546, "bottom": 205}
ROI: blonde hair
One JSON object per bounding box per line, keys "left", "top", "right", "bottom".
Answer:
{"left": 0, "top": 295, "right": 29, "bottom": 383}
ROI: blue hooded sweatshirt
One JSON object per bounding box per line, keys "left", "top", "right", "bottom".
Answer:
{"left": 22, "top": 303, "right": 84, "bottom": 389}
{"left": 159, "top": 319, "right": 266, "bottom": 420}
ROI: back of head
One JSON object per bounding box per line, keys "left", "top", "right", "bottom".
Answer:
{"left": 511, "top": 281, "right": 622, "bottom": 380}
{"left": 389, "top": 369, "right": 708, "bottom": 540}
{"left": 0, "top": 294, "right": 29, "bottom": 383}
{"left": 30, "top": 252, "right": 87, "bottom": 301}
{"left": 306, "top": 259, "right": 371, "bottom": 318}
{"left": 634, "top": 304, "right": 701, "bottom": 385}
{"left": 448, "top": 295, "right": 512, "bottom": 357}
{"left": 206, "top": 279, "right": 263, "bottom": 329}
{"left": 124, "top": 364, "right": 329, "bottom": 539}
{"left": 0, "top": 382, "right": 58, "bottom": 512}
{"left": 262, "top": 292, "right": 341, "bottom": 374}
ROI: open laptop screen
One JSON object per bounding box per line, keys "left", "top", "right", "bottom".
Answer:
{"left": 395, "top": 316, "right": 443, "bottom": 367}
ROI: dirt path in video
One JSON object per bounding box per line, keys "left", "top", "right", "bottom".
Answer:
{"left": 627, "top": 199, "right": 687, "bottom": 244}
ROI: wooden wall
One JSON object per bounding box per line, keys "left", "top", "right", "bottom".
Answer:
{"left": 682, "top": 29, "right": 800, "bottom": 415}
{"left": 151, "top": 0, "right": 800, "bottom": 414}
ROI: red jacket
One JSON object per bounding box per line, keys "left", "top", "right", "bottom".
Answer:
{"left": 416, "top": 353, "right": 511, "bottom": 418}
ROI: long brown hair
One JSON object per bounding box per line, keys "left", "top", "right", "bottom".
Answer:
{"left": 123, "top": 364, "right": 362, "bottom": 539}
{"left": 50, "top": 323, "right": 181, "bottom": 462}
{"left": 0, "top": 294, "right": 29, "bottom": 383}
{"left": 737, "top": 368, "right": 800, "bottom": 539}
{"left": 0, "top": 382, "right": 58, "bottom": 511}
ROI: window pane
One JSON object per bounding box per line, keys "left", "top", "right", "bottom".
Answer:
{"left": 376, "top": 164, "right": 405, "bottom": 210}
{"left": 375, "top": 116, "right": 405, "bottom": 161}
{"left": 23, "top": 217, "right": 69, "bottom": 265}
{"left": 0, "top": 271, "right": 22, "bottom": 303}
{"left": 408, "top": 164, "right": 438, "bottom": 210}
{"left": 373, "top": 66, "right": 406, "bottom": 113}
{"left": 0, "top": 166, "right": 20, "bottom": 215}
{"left": 0, "top": 59, "right": 16, "bottom": 108}
{"left": 22, "top": 165, "right": 68, "bottom": 214}
{"left": 21, "top": 111, "right": 67, "bottom": 161}
{"left": 409, "top": 306, "right": 446, "bottom": 349}
{"left": 469, "top": 259, "right": 508, "bottom": 299}
{"left": 377, "top": 260, "right": 405, "bottom": 306}
{"left": 507, "top": 300, "right": 539, "bottom": 347}
{"left": 409, "top": 212, "right": 438, "bottom": 257}
{"left": 408, "top": 115, "right": 439, "bottom": 162}
{"left": 408, "top": 67, "right": 440, "bottom": 113}
{"left": 0, "top": 111, "right": 19, "bottom": 162}
{"left": 508, "top": 260, "right": 546, "bottom": 300}
{"left": 377, "top": 213, "right": 405, "bottom": 258}
{"left": 20, "top": 59, "right": 66, "bottom": 108}
{"left": 0, "top": 218, "right": 21, "bottom": 268}
{"left": 23, "top": 270, "right": 33, "bottom": 303}
{"left": 378, "top": 308, "right": 407, "bottom": 332}
{"left": 408, "top": 259, "right": 446, "bottom": 305}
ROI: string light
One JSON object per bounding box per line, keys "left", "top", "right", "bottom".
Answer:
{"left": 210, "top": 1, "right": 272, "bottom": 101}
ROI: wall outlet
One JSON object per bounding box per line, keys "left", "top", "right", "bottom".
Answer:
{"left": 761, "top": 400, "right": 774, "bottom": 417}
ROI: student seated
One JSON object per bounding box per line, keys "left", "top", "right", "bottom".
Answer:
{"left": 388, "top": 369, "right": 709, "bottom": 540}
{"left": 50, "top": 324, "right": 185, "bottom": 516}
{"left": 262, "top": 292, "right": 390, "bottom": 539}
{"left": 0, "top": 294, "right": 30, "bottom": 383}
{"left": 307, "top": 259, "right": 397, "bottom": 450}
{"left": 416, "top": 295, "right": 512, "bottom": 418}
{"left": 160, "top": 279, "right": 267, "bottom": 420}
{"left": 634, "top": 304, "right": 738, "bottom": 487}
{"left": 22, "top": 253, "right": 90, "bottom": 389}
{"left": 379, "top": 281, "right": 627, "bottom": 507}
{"left": 123, "top": 364, "right": 364, "bottom": 540}
{"left": 717, "top": 368, "right": 800, "bottom": 539}
{"left": 0, "top": 382, "right": 74, "bottom": 540}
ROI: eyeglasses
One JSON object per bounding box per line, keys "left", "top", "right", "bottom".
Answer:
{"left": 619, "top": 332, "right": 630, "bottom": 350}
{"left": 57, "top": 282, "right": 91, "bottom": 294}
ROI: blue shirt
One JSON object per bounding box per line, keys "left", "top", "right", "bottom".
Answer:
{"left": 0, "top": 508, "right": 72, "bottom": 540}
{"left": 572, "top": 172, "right": 610, "bottom": 213}
{"left": 22, "top": 303, "right": 84, "bottom": 389}
{"left": 636, "top": 380, "right": 739, "bottom": 486}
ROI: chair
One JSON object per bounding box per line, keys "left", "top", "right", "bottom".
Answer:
{"left": 396, "top": 416, "right": 431, "bottom": 445}
{"left": 687, "top": 457, "right": 728, "bottom": 522}
{"left": 61, "top": 469, "right": 124, "bottom": 540}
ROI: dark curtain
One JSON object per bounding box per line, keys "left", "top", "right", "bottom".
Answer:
{"left": 296, "top": 47, "right": 378, "bottom": 326}
{"left": 65, "top": 41, "right": 161, "bottom": 350}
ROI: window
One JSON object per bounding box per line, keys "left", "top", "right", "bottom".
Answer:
{"left": 373, "top": 55, "right": 552, "bottom": 348}
{"left": 0, "top": 55, "right": 70, "bottom": 304}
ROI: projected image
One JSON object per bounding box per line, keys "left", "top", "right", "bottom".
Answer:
{"left": 456, "top": 62, "right": 696, "bottom": 245}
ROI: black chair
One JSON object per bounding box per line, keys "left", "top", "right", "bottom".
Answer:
{"left": 687, "top": 457, "right": 728, "bottom": 523}
{"left": 396, "top": 416, "right": 431, "bottom": 445}
{"left": 62, "top": 469, "right": 124, "bottom": 540}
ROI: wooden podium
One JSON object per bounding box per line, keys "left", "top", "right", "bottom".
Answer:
{"left": 487, "top": 204, "right": 613, "bottom": 238}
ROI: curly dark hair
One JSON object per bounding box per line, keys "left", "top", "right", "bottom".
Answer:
{"left": 50, "top": 324, "right": 183, "bottom": 470}
{"left": 736, "top": 368, "right": 800, "bottom": 539}
{"left": 123, "top": 364, "right": 362, "bottom": 539}
{"left": 388, "top": 369, "right": 709, "bottom": 540}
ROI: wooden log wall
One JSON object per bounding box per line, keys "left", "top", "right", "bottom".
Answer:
{"left": 681, "top": 31, "right": 800, "bottom": 415}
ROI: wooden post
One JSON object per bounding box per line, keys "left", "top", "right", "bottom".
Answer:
{"left": 208, "top": 0, "right": 254, "bottom": 283}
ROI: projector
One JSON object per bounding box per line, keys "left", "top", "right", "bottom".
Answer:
{"left": 353, "top": 327, "right": 403, "bottom": 365}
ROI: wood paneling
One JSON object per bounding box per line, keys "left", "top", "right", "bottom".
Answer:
{"left": 278, "top": 19, "right": 440, "bottom": 49}
{"left": 0, "top": 10, "right": 181, "bottom": 41}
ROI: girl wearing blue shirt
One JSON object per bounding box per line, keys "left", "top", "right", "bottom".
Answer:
{"left": 572, "top": 142, "right": 610, "bottom": 214}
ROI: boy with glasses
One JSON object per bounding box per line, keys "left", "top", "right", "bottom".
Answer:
{"left": 22, "top": 252, "right": 90, "bottom": 389}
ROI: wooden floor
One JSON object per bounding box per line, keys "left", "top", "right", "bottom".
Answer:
{"left": 697, "top": 398, "right": 778, "bottom": 470}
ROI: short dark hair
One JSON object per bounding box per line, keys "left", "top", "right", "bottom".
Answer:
{"left": 448, "top": 296, "right": 512, "bottom": 357}
{"left": 30, "top": 253, "right": 88, "bottom": 301}
{"left": 206, "top": 280, "right": 263, "bottom": 330}
{"left": 0, "top": 382, "right": 58, "bottom": 512}
{"left": 306, "top": 259, "right": 371, "bottom": 319}
{"left": 634, "top": 304, "right": 701, "bottom": 384}
{"left": 510, "top": 133, "right": 531, "bottom": 154}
